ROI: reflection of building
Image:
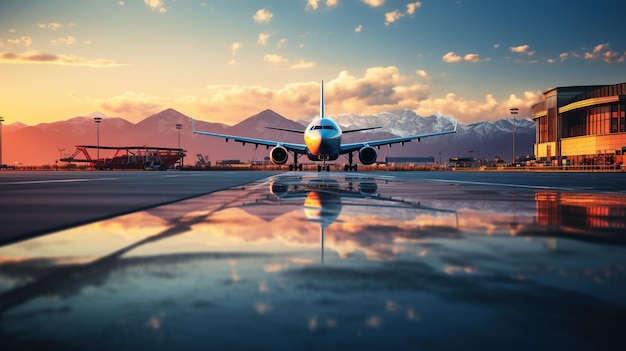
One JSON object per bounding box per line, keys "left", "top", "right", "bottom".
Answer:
{"left": 535, "top": 192, "right": 626, "bottom": 241}
{"left": 531, "top": 82, "right": 626, "bottom": 165}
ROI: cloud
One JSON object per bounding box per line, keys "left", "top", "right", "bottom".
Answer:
{"left": 306, "top": 0, "right": 319, "bottom": 11}
{"left": 253, "top": 9, "right": 273, "bottom": 23}
{"left": 291, "top": 60, "right": 317, "bottom": 69}
{"left": 50, "top": 36, "right": 76, "bottom": 46}
{"left": 257, "top": 32, "right": 270, "bottom": 46}
{"left": 38, "top": 22, "right": 65, "bottom": 30}
{"left": 1, "top": 36, "right": 32, "bottom": 50}
{"left": 94, "top": 66, "right": 544, "bottom": 124}
{"left": 118, "top": 1, "right": 125, "bottom": 6}
{"left": 362, "top": 0, "right": 385, "bottom": 7}
{"left": 415, "top": 90, "right": 543, "bottom": 124}
{"left": 306, "top": 0, "right": 338, "bottom": 11}
{"left": 510, "top": 44, "right": 535, "bottom": 56}
{"left": 584, "top": 43, "right": 625, "bottom": 63}
{"left": 231, "top": 42, "right": 242, "bottom": 55}
{"left": 385, "top": 10, "right": 404, "bottom": 26}
{"left": 406, "top": 2, "right": 422, "bottom": 15}
{"left": 96, "top": 91, "right": 165, "bottom": 118}
{"left": 442, "top": 52, "right": 482, "bottom": 63}
{"left": 559, "top": 52, "right": 569, "bottom": 62}
{"left": 263, "top": 54, "right": 288, "bottom": 65}
{"left": 355, "top": 25, "right": 363, "bottom": 33}
{"left": 144, "top": 0, "right": 167, "bottom": 13}
{"left": 276, "top": 38, "right": 287, "bottom": 48}
{"left": 0, "top": 51, "right": 126, "bottom": 67}
{"left": 416, "top": 69, "right": 429, "bottom": 80}
{"left": 385, "top": 1, "right": 421, "bottom": 25}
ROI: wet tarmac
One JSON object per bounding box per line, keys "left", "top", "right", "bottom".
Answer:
{"left": 1, "top": 171, "right": 626, "bottom": 350}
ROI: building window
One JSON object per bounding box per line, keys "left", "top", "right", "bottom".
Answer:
{"left": 619, "top": 104, "right": 626, "bottom": 132}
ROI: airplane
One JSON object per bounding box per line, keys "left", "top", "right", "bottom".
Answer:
{"left": 192, "top": 81, "right": 457, "bottom": 172}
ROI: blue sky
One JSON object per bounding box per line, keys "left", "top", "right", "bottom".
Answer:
{"left": 1, "top": 0, "right": 625, "bottom": 125}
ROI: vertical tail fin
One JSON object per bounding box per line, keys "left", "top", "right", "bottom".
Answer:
{"left": 320, "top": 80, "right": 325, "bottom": 119}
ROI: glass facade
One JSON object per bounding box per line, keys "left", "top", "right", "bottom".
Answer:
{"left": 532, "top": 83, "right": 626, "bottom": 165}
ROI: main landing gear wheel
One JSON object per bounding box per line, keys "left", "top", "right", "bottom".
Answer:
{"left": 344, "top": 164, "right": 358, "bottom": 172}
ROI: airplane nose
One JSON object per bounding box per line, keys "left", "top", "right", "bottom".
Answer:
{"left": 306, "top": 131, "right": 323, "bottom": 155}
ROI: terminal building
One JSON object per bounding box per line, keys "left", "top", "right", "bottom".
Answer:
{"left": 532, "top": 82, "right": 626, "bottom": 166}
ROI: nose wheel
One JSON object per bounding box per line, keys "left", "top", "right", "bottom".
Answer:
{"left": 317, "top": 164, "right": 330, "bottom": 172}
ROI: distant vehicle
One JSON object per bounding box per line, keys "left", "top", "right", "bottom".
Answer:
{"left": 61, "top": 145, "right": 185, "bottom": 170}
{"left": 192, "top": 81, "right": 457, "bottom": 172}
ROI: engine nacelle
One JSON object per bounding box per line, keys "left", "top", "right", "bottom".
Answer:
{"left": 270, "top": 146, "right": 289, "bottom": 165}
{"left": 358, "top": 146, "right": 378, "bottom": 165}
{"left": 269, "top": 182, "right": 288, "bottom": 198}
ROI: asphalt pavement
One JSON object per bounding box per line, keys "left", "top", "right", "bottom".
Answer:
{"left": 0, "top": 170, "right": 278, "bottom": 245}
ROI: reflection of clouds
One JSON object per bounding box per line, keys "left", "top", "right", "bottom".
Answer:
{"left": 254, "top": 302, "right": 272, "bottom": 315}
{"left": 258, "top": 280, "right": 269, "bottom": 293}
{"left": 308, "top": 315, "right": 317, "bottom": 330}
{"left": 94, "top": 212, "right": 169, "bottom": 237}
{"left": 229, "top": 259, "right": 240, "bottom": 282}
{"left": 385, "top": 300, "right": 399, "bottom": 312}
{"left": 457, "top": 210, "right": 532, "bottom": 236}
{"left": 145, "top": 311, "right": 166, "bottom": 330}
{"left": 443, "top": 265, "right": 478, "bottom": 275}
{"left": 406, "top": 308, "right": 421, "bottom": 322}
{"left": 364, "top": 316, "right": 382, "bottom": 328}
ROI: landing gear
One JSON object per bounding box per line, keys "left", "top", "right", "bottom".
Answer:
{"left": 289, "top": 152, "right": 303, "bottom": 171}
{"left": 344, "top": 164, "right": 357, "bottom": 172}
{"left": 317, "top": 164, "right": 330, "bottom": 172}
{"left": 343, "top": 152, "right": 358, "bottom": 172}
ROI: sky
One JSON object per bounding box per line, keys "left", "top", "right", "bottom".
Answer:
{"left": 1, "top": 0, "right": 625, "bottom": 126}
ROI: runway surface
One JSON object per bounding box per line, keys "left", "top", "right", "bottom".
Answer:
{"left": 0, "top": 171, "right": 279, "bottom": 244}
{"left": 1, "top": 170, "right": 626, "bottom": 350}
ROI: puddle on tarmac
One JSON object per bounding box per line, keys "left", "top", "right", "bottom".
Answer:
{"left": 1, "top": 173, "right": 625, "bottom": 350}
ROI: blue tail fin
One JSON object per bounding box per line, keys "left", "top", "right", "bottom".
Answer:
{"left": 320, "top": 80, "right": 325, "bottom": 119}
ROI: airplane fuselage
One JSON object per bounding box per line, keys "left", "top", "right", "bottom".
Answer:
{"left": 304, "top": 117, "right": 342, "bottom": 161}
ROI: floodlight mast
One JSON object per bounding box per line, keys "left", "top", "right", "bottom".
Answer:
{"left": 510, "top": 108, "right": 519, "bottom": 164}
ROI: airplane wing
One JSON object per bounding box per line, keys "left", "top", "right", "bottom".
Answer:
{"left": 191, "top": 119, "right": 307, "bottom": 153}
{"left": 340, "top": 121, "right": 458, "bottom": 154}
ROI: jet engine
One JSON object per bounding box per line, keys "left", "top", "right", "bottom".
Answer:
{"left": 269, "top": 181, "right": 288, "bottom": 198}
{"left": 270, "top": 146, "right": 289, "bottom": 165}
{"left": 358, "top": 146, "right": 378, "bottom": 165}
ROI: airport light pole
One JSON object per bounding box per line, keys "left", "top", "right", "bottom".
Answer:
{"left": 510, "top": 108, "right": 518, "bottom": 164}
{"left": 176, "top": 123, "right": 183, "bottom": 168}
{"left": 0, "top": 116, "right": 4, "bottom": 167}
{"left": 94, "top": 117, "right": 102, "bottom": 163}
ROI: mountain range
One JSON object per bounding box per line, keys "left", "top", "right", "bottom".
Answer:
{"left": 1, "top": 109, "right": 535, "bottom": 166}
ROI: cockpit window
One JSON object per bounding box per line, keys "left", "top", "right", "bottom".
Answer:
{"left": 311, "top": 125, "right": 336, "bottom": 130}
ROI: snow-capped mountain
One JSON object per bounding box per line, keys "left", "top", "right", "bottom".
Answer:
{"left": 3, "top": 109, "right": 535, "bottom": 165}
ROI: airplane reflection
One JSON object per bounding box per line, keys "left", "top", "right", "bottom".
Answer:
{"left": 245, "top": 175, "right": 458, "bottom": 262}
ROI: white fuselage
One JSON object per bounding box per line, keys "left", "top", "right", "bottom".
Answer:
{"left": 304, "top": 118, "right": 342, "bottom": 161}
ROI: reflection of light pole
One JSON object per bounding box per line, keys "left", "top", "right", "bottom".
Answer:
{"left": 94, "top": 117, "right": 102, "bottom": 162}
{"left": 176, "top": 123, "right": 182, "bottom": 168}
{"left": 510, "top": 108, "right": 518, "bottom": 164}
{"left": 0, "top": 116, "right": 4, "bottom": 167}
